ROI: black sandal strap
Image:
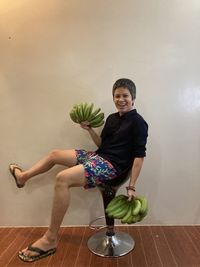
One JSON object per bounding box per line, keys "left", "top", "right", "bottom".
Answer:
{"left": 27, "top": 245, "right": 45, "bottom": 255}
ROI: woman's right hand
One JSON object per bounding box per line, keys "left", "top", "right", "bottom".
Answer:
{"left": 80, "top": 121, "right": 91, "bottom": 131}
{"left": 81, "top": 122, "right": 102, "bottom": 147}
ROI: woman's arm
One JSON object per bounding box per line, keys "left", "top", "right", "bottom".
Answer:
{"left": 80, "top": 122, "right": 102, "bottom": 147}
{"left": 87, "top": 127, "right": 102, "bottom": 147}
{"left": 127, "top": 157, "right": 144, "bottom": 200}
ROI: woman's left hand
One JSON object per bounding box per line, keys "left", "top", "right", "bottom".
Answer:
{"left": 127, "top": 189, "right": 136, "bottom": 201}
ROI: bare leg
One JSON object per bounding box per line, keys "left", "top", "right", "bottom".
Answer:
{"left": 19, "top": 164, "right": 86, "bottom": 259}
{"left": 10, "top": 149, "right": 77, "bottom": 186}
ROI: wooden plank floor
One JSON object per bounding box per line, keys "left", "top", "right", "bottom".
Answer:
{"left": 0, "top": 226, "right": 200, "bottom": 267}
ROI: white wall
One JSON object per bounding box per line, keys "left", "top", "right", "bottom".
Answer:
{"left": 1, "top": 0, "right": 200, "bottom": 226}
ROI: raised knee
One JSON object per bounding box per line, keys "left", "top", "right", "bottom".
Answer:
{"left": 55, "top": 171, "right": 70, "bottom": 188}
{"left": 48, "top": 149, "right": 61, "bottom": 164}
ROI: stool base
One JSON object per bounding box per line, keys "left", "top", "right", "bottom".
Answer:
{"left": 87, "top": 231, "right": 135, "bottom": 257}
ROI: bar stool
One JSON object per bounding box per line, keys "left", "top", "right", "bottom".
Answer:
{"left": 87, "top": 168, "right": 135, "bottom": 257}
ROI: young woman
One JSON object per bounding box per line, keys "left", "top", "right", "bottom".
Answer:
{"left": 9, "top": 78, "right": 148, "bottom": 262}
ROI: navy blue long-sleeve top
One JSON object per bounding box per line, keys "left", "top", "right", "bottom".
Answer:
{"left": 96, "top": 109, "right": 148, "bottom": 174}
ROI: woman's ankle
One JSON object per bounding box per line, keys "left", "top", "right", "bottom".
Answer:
{"left": 44, "top": 230, "right": 58, "bottom": 244}
{"left": 19, "top": 172, "right": 27, "bottom": 184}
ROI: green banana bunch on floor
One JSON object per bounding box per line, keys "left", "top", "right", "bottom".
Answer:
{"left": 69, "top": 103, "right": 104, "bottom": 128}
{"left": 105, "top": 194, "right": 148, "bottom": 224}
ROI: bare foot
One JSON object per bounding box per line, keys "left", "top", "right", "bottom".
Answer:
{"left": 19, "top": 234, "right": 57, "bottom": 258}
{"left": 9, "top": 164, "right": 25, "bottom": 188}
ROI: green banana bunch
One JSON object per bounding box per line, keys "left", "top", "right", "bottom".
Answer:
{"left": 105, "top": 194, "right": 148, "bottom": 224}
{"left": 69, "top": 103, "right": 104, "bottom": 128}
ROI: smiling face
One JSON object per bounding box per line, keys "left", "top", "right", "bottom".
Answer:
{"left": 113, "top": 87, "right": 134, "bottom": 115}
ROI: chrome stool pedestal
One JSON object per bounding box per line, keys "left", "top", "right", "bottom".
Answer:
{"left": 87, "top": 230, "right": 135, "bottom": 257}
{"left": 87, "top": 168, "right": 135, "bottom": 258}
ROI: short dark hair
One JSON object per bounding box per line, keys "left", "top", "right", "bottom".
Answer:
{"left": 112, "top": 78, "right": 136, "bottom": 99}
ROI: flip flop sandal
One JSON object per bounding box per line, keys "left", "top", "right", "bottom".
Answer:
{"left": 9, "top": 164, "right": 24, "bottom": 188}
{"left": 18, "top": 244, "right": 56, "bottom": 262}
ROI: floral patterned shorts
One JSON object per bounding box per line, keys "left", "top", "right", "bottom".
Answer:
{"left": 75, "top": 149, "right": 117, "bottom": 189}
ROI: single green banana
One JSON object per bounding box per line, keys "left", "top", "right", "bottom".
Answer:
{"left": 90, "top": 120, "right": 104, "bottom": 128}
{"left": 78, "top": 104, "right": 85, "bottom": 121}
{"left": 87, "top": 107, "right": 101, "bottom": 121}
{"left": 132, "top": 199, "right": 142, "bottom": 216}
{"left": 82, "top": 103, "right": 88, "bottom": 120}
{"left": 69, "top": 109, "right": 78, "bottom": 123}
{"left": 128, "top": 214, "right": 141, "bottom": 224}
{"left": 88, "top": 112, "right": 104, "bottom": 124}
{"left": 126, "top": 215, "right": 134, "bottom": 224}
{"left": 85, "top": 103, "right": 94, "bottom": 121}
{"left": 90, "top": 119, "right": 104, "bottom": 127}
{"left": 80, "top": 103, "right": 87, "bottom": 120}
{"left": 80, "top": 103, "right": 85, "bottom": 121}
{"left": 126, "top": 200, "right": 137, "bottom": 223}
{"left": 138, "top": 207, "right": 148, "bottom": 221}
{"left": 127, "top": 203, "right": 141, "bottom": 224}
{"left": 83, "top": 102, "right": 91, "bottom": 121}
{"left": 135, "top": 196, "right": 148, "bottom": 214}
{"left": 121, "top": 203, "right": 132, "bottom": 224}
{"left": 71, "top": 107, "right": 80, "bottom": 122}
{"left": 72, "top": 106, "right": 81, "bottom": 123}
{"left": 89, "top": 117, "right": 104, "bottom": 128}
